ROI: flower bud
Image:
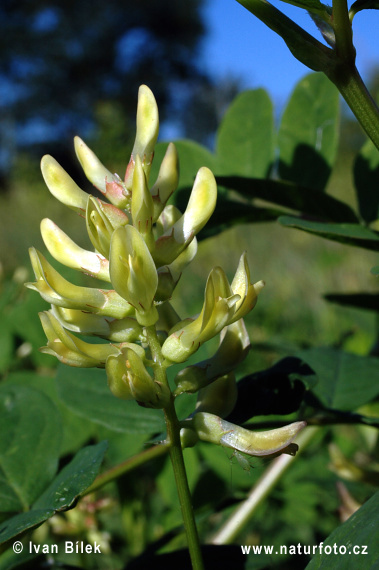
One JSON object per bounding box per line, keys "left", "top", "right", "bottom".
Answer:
{"left": 230, "top": 252, "right": 265, "bottom": 323}
{"left": 125, "top": 85, "right": 159, "bottom": 188}
{"left": 109, "top": 225, "right": 158, "bottom": 326}
{"left": 74, "top": 137, "right": 128, "bottom": 208}
{"left": 189, "top": 413, "right": 307, "bottom": 457}
{"left": 27, "top": 248, "right": 133, "bottom": 318}
{"left": 106, "top": 346, "right": 170, "bottom": 408}
{"left": 41, "top": 155, "right": 88, "bottom": 214}
{"left": 162, "top": 267, "right": 239, "bottom": 363}
{"left": 153, "top": 167, "right": 217, "bottom": 267}
{"left": 41, "top": 218, "right": 110, "bottom": 281}
{"left": 39, "top": 311, "right": 122, "bottom": 367}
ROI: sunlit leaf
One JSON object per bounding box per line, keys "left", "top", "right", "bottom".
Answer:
{"left": 278, "top": 73, "right": 339, "bottom": 191}
{"left": 216, "top": 89, "right": 275, "bottom": 178}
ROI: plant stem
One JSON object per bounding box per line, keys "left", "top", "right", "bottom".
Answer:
{"left": 327, "top": 63, "right": 379, "bottom": 151}
{"left": 165, "top": 399, "right": 204, "bottom": 570}
{"left": 210, "top": 426, "right": 319, "bottom": 545}
{"left": 332, "top": 0, "right": 355, "bottom": 62}
{"left": 82, "top": 443, "right": 169, "bottom": 496}
{"left": 328, "top": 0, "right": 379, "bottom": 149}
{"left": 145, "top": 324, "right": 204, "bottom": 570}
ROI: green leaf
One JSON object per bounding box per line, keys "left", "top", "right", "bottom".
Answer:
{"left": 0, "top": 385, "right": 62, "bottom": 513}
{"left": 0, "top": 323, "right": 13, "bottom": 373}
{"left": 324, "top": 292, "right": 379, "bottom": 311}
{"left": 279, "top": 215, "right": 379, "bottom": 250}
{"left": 217, "top": 176, "right": 359, "bottom": 223}
{"left": 33, "top": 441, "right": 107, "bottom": 510}
{"left": 279, "top": 0, "right": 330, "bottom": 17}
{"left": 306, "top": 491, "right": 379, "bottom": 569}
{"left": 56, "top": 365, "right": 165, "bottom": 434}
{"left": 350, "top": 0, "right": 379, "bottom": 19}
{"left": 4, "top": 371, "right": 97, "bottom": 457}
{"left": 216, "top": 89, "right": 275, "bottom": 178}
{"left": 297, "top": 347, "right": 379, "bottom": 410}
{"left": 278, "top": 73, "right": 339, "bottom": 191}
{"left": 371, "top": 265, "right": 379, "bottom": 276}
{"left": 0, "top": 442, "right": 107, "bottom": 545}
{"left": 354, "top": 139, "right": 379, "bottom": 223}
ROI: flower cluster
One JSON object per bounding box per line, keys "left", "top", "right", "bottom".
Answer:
{"left": 27, "top": 85, "right": 305, "bottom": 454}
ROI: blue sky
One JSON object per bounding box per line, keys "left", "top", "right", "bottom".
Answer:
{"left": 199, "top": 0, "right": 379, "bottom": 107}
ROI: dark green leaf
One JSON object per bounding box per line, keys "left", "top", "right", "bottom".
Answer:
{"left": 371, "top": 265, "right": 379, "bottom": 276}
{"left": 279, "top": 215, "right": 379, "bottom": 250}
{"left": 217, "top": 176, "right": 359, "bottom": 223}
{"left": 324, "top": 292, "right": 379, "bottom": 311}
{"left": 228, "top": 357, "right": 317, "bottom": 424}
{"left": 350, "top": 0, "right": 379, "bottom": 18}
{"left": 354, "top": 139, "right": 379, "bottom": 223}
{"left": 297, "top": 347, "right": 379, "bottom": 410}
{"left": 216, "top": 89, "right": 275, "bottom": 178}
{"left": 56, "top": 365, "right": 164, "bottom": 434}
{"left": 278, "top": 73, "right": 339, "bottom": 191}
{"left": 279, "top": 0, "right": 330, "bottom": 17}
{"left": 0, "top": 442, "right": 107, "bottom": 544}
{"left": 0, "top": 385, "right": 62, "bottom": 513}
{"left": 33, "top": 441, "right": 107, "bottom": 510}
{"left": 4, "top": 371, "right": 96, "bottom": 457}
{"left": 306, "top": 491, "right": 379, "bottom": 568}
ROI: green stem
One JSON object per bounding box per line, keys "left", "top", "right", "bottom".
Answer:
{"left": 82, "top": 443, "right": 169, "bottom": 496}
{"left": 165, "top": 400, "right": 204, "bottom": 570}
{"left": 210, "top": 427, "right": 318, "bottom": 544}
{"left": 332, "top": 0, "right": 355, "bottom": 62}
{"left": 145, "top": 324, "right": 204, "bottom": 570}
{"left": 327, "top": 63, "right": 379, "bottom": 151}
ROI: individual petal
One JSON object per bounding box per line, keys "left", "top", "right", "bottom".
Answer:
{"left": 86, "top": 196, "right": 116, "bottom": 258}
{"left": 230, "top": 252, "right": 265, "bottom": 323}
{"left": 51, "top": 305, "right": 112, "bottom": 336}
{"left": 153, "top": 167, "right": 217, "bottom": 267}
{"left": 131, "top": 155, "right": 154, "bottom": 249}
{"left": 150, "top": 143, "right": 179, "bottom": 221}
{"left": 125, "top": 85, "right": 159, "bottom": 188}
{"left": 41, "top": 218, "right": 110, "bottom": 281}
{"left": 189, "top": 412, "right": 307, "bottom": 457}
{"left": 109, "top": 225, "right": 158, "bottom": 326}
{"left": 74, "top": 136, "right": 128, "bottom": 208}
{"left": 26, "top": 248, "right": 133, "bottom": 318}
{"left": 41, "top": 155, "right": 88, "bottom": 214}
